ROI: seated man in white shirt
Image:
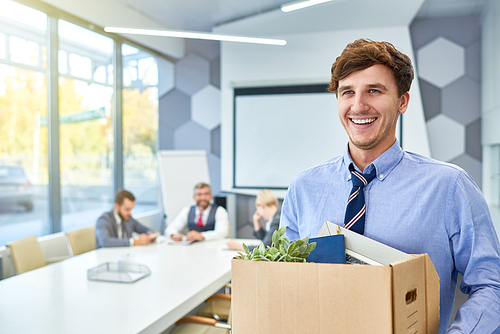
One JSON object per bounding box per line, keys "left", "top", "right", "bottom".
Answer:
{"left": 165, "top": 182, "right": 229, "bottom": 243}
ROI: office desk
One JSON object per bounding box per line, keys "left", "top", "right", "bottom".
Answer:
{"left": 0, "top": 238, "right": 256, "bottom": 334}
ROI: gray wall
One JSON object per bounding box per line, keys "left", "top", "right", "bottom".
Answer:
{"left": 157, "top": 40, "right": 222, "bottom": 196}
{"left": 410, "top": 15, "right": 482, "bottom": 187}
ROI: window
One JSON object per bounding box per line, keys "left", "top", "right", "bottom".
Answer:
{"left": 0, "top": 1, "right": 161, "bottom": 247}
{"left": 58, "top": 20, "right": 115, "bottom": 231}
{"left": 122, "top": 44, "right": 159, "bottom": 213}
{"left": 0, "top": 0, "right": 48, "bottom": 245}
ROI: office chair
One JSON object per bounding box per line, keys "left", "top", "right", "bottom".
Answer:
{"left": 197, "top": 293, "right": 231, "bottom": 321}
{"left": 7, "top": 235, "right": 67, "bottom": 274}
{"left": 66, "top": 226, "right": 96, "bottom": 256}
{"left": 171, "top": 303, "right": 231, "bottom": 334}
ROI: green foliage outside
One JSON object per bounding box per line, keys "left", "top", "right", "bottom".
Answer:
{"left": 0, "top": 65, "right": 158, "bottom": 185}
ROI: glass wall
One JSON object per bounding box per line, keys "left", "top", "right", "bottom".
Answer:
{"left": 0, "top": 0, "right": 160, "bottom": 245}
{"left": 0, "top": 1, "right": 49, "bottom": 245}
{"left": 122, "top": 44, "right": 159, "bottom": 214}
{"left": 58, "top": 20, "right": 115, "bottom": 231}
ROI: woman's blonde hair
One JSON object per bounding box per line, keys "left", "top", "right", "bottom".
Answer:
{"left": 255, "top": 189, "right": 278, "bottom": 208}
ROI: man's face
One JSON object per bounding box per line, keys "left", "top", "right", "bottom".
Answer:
{"left": 115, "top": 198, "right": 135, "bottom": 221}
{"left": 337, "top": 64, "right": 409, "bottom": 155}
{"left": 193, "top": 186, "right": 212, "bottom": 210}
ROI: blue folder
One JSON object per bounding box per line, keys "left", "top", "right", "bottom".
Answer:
{"left": 306, "top": 234, "right": 346, "bottom": 264}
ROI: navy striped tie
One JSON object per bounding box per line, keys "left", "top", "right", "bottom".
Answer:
{"left": 344, "top": 164, "right": 377, "bottom": 235}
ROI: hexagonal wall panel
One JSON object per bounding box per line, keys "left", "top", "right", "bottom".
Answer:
{"left": 427, "top": 114, "right": 464, "bottom": 161}
{"left": 210, "top": 57, "right": 221, "bottom": 88}
{"left": 419, "top": 78, "right": 441, "bottom": 121}
{"left": 442, "top": 77, "right": 480, "bottom": 125}
{"left": 466, "top": 120, "right": 482, "bottom": 161}
{"left": 159, "top": 123, "right": 174, "bottom": 150}
{"left": 159, "top": 89, "right": 190, "bottom": 130}
{"left": 192, "top": 85, "right": 221, "bottom": 130}
{"left": 176, "top": 53, "right": 210, "bottom": 96}
{"left": 174, "top": 120, "right": 211, "bottom": 152}
{"left": 450, "top": 154, "right": 482, "bottom": 188}
{"left": 211, "top": 125, "right": 221, "bottom": 157}
{"left": 466, "top": 41, "right": 481, "bottom": 82}
{"left": 417, "top": 37, "right": 465, "bottom": 88}
{"left": 157, "top": 57, "right": 175, "bottom": 98}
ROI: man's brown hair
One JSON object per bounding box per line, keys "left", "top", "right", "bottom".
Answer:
{"left": 328, "top": 39, "right": 414, "bottom": 97}
{"left": 115, "top": 189, "right": 135, "bottom": 205}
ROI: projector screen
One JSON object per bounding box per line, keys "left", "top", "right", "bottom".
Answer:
{"left": 234, "top": 85, "right": 349, "bottom": 189}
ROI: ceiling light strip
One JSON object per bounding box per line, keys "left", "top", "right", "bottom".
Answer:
{"left": 281, "top": 0, "right": 332, "bottom": 12}
{"left": 104, "top": 27, "right": 287, "bottom": 46}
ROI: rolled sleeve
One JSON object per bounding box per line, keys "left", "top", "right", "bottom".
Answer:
{"left": 165, "top": 207, "right": 190, "bottom": 236}
{"left": 447, "top": 173, "right": 500, "bottom": 333}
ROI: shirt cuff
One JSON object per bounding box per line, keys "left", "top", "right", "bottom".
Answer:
{"left": 129, "top": 238, "right": 134, "bottom": 246}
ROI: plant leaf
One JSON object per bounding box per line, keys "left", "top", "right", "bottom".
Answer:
{"left": 278, "top": 226, "right": 286, "bottom": 238}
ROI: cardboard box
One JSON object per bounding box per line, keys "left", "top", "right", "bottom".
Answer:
{"left": 231, "top": 222, "right": 440, "bottom": 334}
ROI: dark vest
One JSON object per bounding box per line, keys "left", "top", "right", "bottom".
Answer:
{"left": 187, "top": 204, "right": 219, "bottom": 232}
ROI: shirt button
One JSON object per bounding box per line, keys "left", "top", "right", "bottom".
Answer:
{"left": 379, "top": 174, "right": 384, "bottom": 179}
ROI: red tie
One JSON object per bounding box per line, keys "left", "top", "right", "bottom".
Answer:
{"left": 196, "top": 214, "right": 203, "bottom": 228}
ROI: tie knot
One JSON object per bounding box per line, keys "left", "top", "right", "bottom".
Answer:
{"left": 350, "top": 167, "right": 376, "bottom": 188}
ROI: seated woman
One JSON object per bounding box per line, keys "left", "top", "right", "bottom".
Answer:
{"left": 227, "top": 189, "right": 280, "bottom": 251}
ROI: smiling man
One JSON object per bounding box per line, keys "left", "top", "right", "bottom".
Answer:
{"left": 165, "top": 182, "right": 229, "bottom": 242}
{"left": 280, "top": 39, "right": 500, "bottom": 333}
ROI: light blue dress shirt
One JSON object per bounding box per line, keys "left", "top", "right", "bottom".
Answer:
{"left": 280, "top": 140, "right": 500, "bottom": 334}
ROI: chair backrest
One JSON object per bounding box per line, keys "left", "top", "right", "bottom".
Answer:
{"left": 38, "top": 232, "right": 71, "bottom": 259}
{"left": 7, "top": 235, "right": 47, "bottom": 274}
{"left": 66, "top": 226, "right": 96, "bottom": 256}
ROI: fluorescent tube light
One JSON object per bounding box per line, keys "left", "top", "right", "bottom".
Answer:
{"left": 281, "top": 0, "right": 332, "bottom": 12}
{"left": 104, "top": 27, "right": 287, "bottom": 46}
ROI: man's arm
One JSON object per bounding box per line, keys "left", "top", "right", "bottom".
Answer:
{"left": 165, "top": 207, "right": 190, "bottom": 237}
{"left": 280, "top": 184, "right": 301, "bottom": 241}
{"left": 200, "top": 206, "right": 229, "bottom": 240}
{"left": 96, "top": 213, "right": 130, "bottom": 247}
{"left": 447, "top": 172, "right": 500, "bottom": 333}
{"left": 130, "top": 218, "right": 152, "bottom": 234}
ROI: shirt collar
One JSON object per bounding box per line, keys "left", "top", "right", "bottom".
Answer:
{"left": 113, "top": 210, "right": 122, "bottom": 225}
{"left": 196, "top": 204, "right": 212, "bottom": 215}
{"left": 343, "top": 139, "right": 404, "bottom": 181}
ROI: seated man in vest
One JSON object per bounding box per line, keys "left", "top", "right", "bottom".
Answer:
{"left": 96, "top": 189, "right": 157, "bottom": 248}
{"left": 165, "top": 182, "right": 229, "bottom": 242}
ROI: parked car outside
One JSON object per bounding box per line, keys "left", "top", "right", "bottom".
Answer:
{"left": 0, "top": 164, "right": 34, "bottom": 211}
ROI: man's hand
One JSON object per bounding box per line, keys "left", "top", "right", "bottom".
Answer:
{"left": 226, "top": 240, "right": 243, "bottom": 251}
{"left": 186, "top": 230, "right": 205, "bottom": 242}
{"left": 133, "top": 233, "right": 151, "bottom": 246}
{"left": 170, "top": 233, "right": 184, "bottom": 241}
{"left": 253, "top": 212, "right": 262, "bottom": 231}
{"left": 148, "top": 231, "right": 159, "bottom": 242}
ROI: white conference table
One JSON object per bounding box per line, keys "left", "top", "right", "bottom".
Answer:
{"left": 0, "top": 237, "right": 257, "bottom": 334}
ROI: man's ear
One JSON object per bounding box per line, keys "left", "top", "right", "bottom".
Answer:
{"left": 398, "top": 92, "right": 410, "bottom": 115}
{"left": 114, "top": 203, "right": 119, "bottom": 211}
